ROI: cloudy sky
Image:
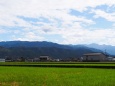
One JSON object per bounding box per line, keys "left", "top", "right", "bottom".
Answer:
{"left": 0, "top": 0, "right": 115, "bottom": 45}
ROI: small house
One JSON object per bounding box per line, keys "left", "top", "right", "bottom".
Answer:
{"left": 5, "top": 57, "right": 12, "bottom": 62}
{"left": 83, "top": 53, "right": 107, "bottom": 62}
{"left": 25, "top": 59, "right": 33, "bottom": 62}
{"left": 107, "top": 57, "right": 113, "bottom": 61}
{"left": 33, "top": 58, "right": 39, "bottom": 62}
{"left": 39, "top": 56, "right": 51, "bottom": 61}
{"left": 113, "top": 58, "right": 115, "bottom": 61}
{"left": 0, "top": 59, "right": 5, "bottom": 62}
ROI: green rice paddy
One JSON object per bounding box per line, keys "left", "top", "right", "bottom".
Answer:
{"left": 0, "top": 62, "right": 115, "bottom": 86}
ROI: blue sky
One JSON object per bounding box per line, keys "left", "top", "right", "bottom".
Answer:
{"left": 0, "top": 0, "right": 115, "bottom": 45}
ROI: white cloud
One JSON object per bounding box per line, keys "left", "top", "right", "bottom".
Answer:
{"left": 60, "top": 28, "right": 115, "bottom": 45}
{"left": 0, "top": 0, "right": 114, "bottom": 26}
{"left": 0, "top": 0, "right": 115, "bottom": 45}
{"left": 13, "top": 31, "right": 45, "bottom": 41}
{"left": 92, "top": 9, "right": 115, "bottom": 22}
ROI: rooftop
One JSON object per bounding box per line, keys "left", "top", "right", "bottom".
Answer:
{"left": 83, "top": 53, "right": 105, "bottom": 56}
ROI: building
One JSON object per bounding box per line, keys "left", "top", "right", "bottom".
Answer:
{"left": 107, "top": 57, "right": 113, "bottom": 61}
{"left": 0, "top": 59, "right": 5, "bottom": 62}
{"left": 53, "top": 59, "right": 60, "bottom": 62}
{"left": 39, "top": 56, "right": 52, "bottom": 61}
{"left": 113, "top": 58, "right": 115, "bottom": 61}
{"left": 83, "top": 53, "right": 107, "bottom": 62}
{"left": 107, "top": 57, "right": 115, "bottom": 61}
{"left": 25, "top": 59, "right": 33, "bottom": 62}
{"left": 5, "top": 57, "right": 12, "bottom": 62}
{"left": 33, "top": 58, "right": 39, "bottom": 62}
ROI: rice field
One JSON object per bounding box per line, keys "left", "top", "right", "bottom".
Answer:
{"left": 0, "top": 62, "right": 115, "bottom": 68}
{"left": 0, "top": 66, "right": 115, "bottom": 86}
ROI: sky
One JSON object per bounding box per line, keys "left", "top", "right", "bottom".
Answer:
{"left": 0, "top": 0, "right": 115, "bottom": 45}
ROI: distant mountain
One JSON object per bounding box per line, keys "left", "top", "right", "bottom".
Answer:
{"left": 0, "top": 41, "right": 64, "bottom": 48}
{"left": 85, "top": 43, "right": 115, "bottom": 56}
{"left": 69, "top": 45, "right": 103, "bottom": 53}
{"left": 0, "top": 41, "right": 103, "bottom": 59}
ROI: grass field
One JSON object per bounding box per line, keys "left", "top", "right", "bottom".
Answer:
{"left": 0, "top": 66, "right": 115, "bottom": 86}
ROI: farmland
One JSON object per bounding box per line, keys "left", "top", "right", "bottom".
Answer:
{"left": 0, "top": 62, "right": 115, "bottom": 86}
{"left": 0, "top": 62, "right": 115, "bottom": 68}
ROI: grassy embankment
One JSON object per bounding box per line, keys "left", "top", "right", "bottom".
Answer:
{"left": 0, "top": 62, "right": 115, "bottom": 68}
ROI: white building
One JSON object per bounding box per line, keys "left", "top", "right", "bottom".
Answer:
{"left": 0, "top": 59, "right": 5, "bottom": 62}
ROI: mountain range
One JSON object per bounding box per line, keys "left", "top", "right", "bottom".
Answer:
{"left": 85, "top": 43, "right": 115, "bottom": 56}
{"left": 0, "top": 41, "right": 113, "bottom": 59}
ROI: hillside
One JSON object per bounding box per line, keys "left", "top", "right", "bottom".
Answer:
{"left": 0, "top": 41, "right": 103, "bottom": 59}
{"left": 85, "top": 43, "right": 115, "bottom": 56}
